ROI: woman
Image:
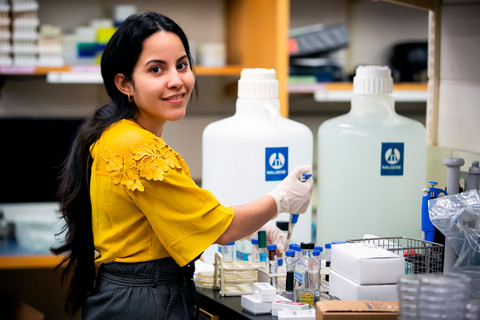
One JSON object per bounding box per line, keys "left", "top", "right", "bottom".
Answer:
{"left": 51, "top": 11, "right": 313, "bottom": 319}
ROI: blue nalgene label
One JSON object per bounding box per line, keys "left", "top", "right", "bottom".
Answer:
{"left": 381, "top": 142, "right": 404, "bottom": 176}
{"left": 265, "top": 147, "right": 288, "bottom": 181}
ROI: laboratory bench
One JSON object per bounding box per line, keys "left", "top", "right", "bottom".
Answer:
{"left": 196, "top": 286, "right": 276, "bottom": 320}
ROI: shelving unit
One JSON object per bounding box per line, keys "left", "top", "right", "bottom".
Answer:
{"left": 0, "top": 0, "right": 291, "bottom": 270}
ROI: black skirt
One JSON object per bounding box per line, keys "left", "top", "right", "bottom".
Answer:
{"left": 83, "top": 257, "right": 197, "bottom": 320}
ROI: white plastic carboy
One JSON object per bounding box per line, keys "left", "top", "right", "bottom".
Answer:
{"left": 201, "top": 68, "right": 313, "bottom": 263}
{"left": 316, "top": 65, "right": 426, "bottom": 246}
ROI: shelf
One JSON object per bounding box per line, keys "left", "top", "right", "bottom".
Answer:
{"left": 0, "top": 242, "right": 63, "bottom": 269}
{"left": 0, "top": 254, "right": 63, "bottom": 269}
{"left": 0, "top": 65, "right": 244, "bottom": 83}
{"left": 289, "top": 82, "right": 428, "bottom": 102}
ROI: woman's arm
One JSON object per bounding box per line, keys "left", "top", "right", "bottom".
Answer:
{"left": 215, "top": 165, "right": 313, "bottom": 245}
{"left": 215, "top": 195, "right": 277, "bottom": 245}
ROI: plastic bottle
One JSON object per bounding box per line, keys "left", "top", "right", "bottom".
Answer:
{"left": 294, "top": 242, "right": 318, "bottom": 306}
{"left": 317, "top": 65, "right": 426, "bottom": 245}
{"left": 284, "top": 249, "right": 296, "bottom": 301}
{"left": 202, "top": 68, "right": 314, "bottom": 245}
{"left": 268, "top": 244, "right": 278, "bottom": 288}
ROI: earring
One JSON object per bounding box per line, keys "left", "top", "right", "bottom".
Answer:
{"left": 128, "top": 94, "right": 134, "bottom": 103}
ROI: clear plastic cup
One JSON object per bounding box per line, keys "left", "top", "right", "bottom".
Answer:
{"left": 457, "top": 266, "right": 480, "bottom": 300}
{"left": 417, "top": 273, "right": 471, "bottom": 320}
{"left": 397, "top": 274, "right": 420, "bottom": 320}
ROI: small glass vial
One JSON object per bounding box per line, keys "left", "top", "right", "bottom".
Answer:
{"left": 283, "top": 249, "right": 295, "bottom": 301}
{"left": 289, "top": 243, "right": 302, "bottom": 261}
{"left": 220, "top": 242, "right": 235, "bottom": 262}
{"left": 268, "top": 244, "right": 278, "bottom": 289}
{"left": 258, "top": 230, "right": 268, "bottom": 269}
{"left": 251, "top": 237, "right": 259, "bottom": 264}
{"left": 325, "top": 243, "right": 331, "bottom": 282}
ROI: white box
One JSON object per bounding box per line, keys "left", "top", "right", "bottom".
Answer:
{"left": 277, "top": 309, "right": 316, "bottom": 319}
{"left": 253, "top": 282, "right": 277, "bottom": 302}
{"left": 331, "top": 243, "right": 404, "bottom": 284}
{"left": 329, "top": 270, "right": 398, "bottom": 301}
{"left": 241, "top": 294, "right": 290, "bottom": 315}
{"left": 272, "top": 300, "right": 309, "bottom": 316}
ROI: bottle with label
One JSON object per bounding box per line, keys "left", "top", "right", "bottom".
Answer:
{"left": 317, "top": 65, "right": 426, "bottom": 245}
{"left": 294, "top": 242, "right": 319, "bottom": 306}
{"left": 202, "top": 68, "right": 313, "bottom": 245}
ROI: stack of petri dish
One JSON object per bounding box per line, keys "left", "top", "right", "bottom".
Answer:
{"left": 416, "top": 273, "right": 471, "bottom": 320}
{"left": 397, "top": 274, "right": 421, "bottom": 320}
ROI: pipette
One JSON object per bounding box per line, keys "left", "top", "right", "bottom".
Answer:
{"left": 287, "top": 173, "right": 312, "bottom": 242}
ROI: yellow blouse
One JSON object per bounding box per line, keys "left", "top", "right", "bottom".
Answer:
{"left": 89, "top": 119, "right": 234, "bottom": 268}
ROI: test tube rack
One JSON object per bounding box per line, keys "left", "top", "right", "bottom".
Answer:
{"left": 213, "top": 252, "right": 258, "bottom": 296}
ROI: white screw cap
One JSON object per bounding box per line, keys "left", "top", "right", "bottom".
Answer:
{"left": 353, "top": 65, "right": 393, "bottom": 95}
{"left": 238, "top": 68, "right": 278, "bottom": 98}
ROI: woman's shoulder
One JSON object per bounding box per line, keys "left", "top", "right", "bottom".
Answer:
{"left": 100, "top": 119, "right": 155, "bottom": 153}
{"left": 95, "top": 119, "right": 186, "bottom": 191}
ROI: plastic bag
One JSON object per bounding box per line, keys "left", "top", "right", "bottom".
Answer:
{"left": 429, "top": 189, "right": 480, "bottom": 271}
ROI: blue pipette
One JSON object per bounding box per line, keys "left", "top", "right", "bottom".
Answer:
{"left": 287, "top": 172, "right": 312, "bottom": 241}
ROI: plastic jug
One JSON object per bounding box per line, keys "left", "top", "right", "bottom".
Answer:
{"left": 202, "top": 68, "right": 314, "bottom": 247}
{"left": 316, "top": 65, "right": 426, "bottom": 245}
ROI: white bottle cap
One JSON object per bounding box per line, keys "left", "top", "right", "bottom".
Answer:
{"left": 238, "top": 68, "right": 278, "bottom": 98}
{"left": 353, "top": 65, "right": 393, "bottom": 95}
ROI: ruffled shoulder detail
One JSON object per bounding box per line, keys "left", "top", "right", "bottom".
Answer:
{"left": 101, "top": 137, "right": 183, "bottom": 192}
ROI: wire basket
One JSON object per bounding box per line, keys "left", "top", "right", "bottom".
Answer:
{"left": 346, "top": 237, "right": 444, "bottom": 274}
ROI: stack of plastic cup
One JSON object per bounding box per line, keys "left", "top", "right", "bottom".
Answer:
{"left": 457, "top": 265, "right": 480, "bottom": 300}
{"left": 397, "top": 274, "right": 421, "bottom": 320}
{"left": 465, "top": 299, "right": 480, "bottom": 320}
{"left": 417, "top": 273, "right": 471, "bottom": 320}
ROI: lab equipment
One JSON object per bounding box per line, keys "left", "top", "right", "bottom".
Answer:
{"left": 467, "top": 160, "right": 480, "bottom": 191}
{"left": 347, "top": 237, "right": 444, "bottom": 274}
{"left": 443, "top": 157, "right": 464, "bottom": 273}
{"left": 317, "top": 65, "right": 426, "bottom": 246}
{"left": 202, "top": 68, "right": 313, "bottom": 245}
{"left": 421, "top": 182, "right": 446, "bottom": 242}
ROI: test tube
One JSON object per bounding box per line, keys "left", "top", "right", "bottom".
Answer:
{"left": 268, "top": 244, "right": 278, "bottom": 289}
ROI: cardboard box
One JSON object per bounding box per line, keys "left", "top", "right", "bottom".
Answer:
{"left": 331, "top": 243, "right": 404, "bottom": 284}
{"left": 316, "top": 300, "right": 398, "bottom": 320}
{"left": 329, "top": 270, "right": 398, "bottom": 301}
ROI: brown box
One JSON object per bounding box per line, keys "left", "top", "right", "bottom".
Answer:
{"left": 316, "top": 300, "right": 398, "bottom": 320}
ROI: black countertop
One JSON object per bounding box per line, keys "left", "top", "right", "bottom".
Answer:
{"left": 196, "top": 286, "right": 275, "bottom": 320}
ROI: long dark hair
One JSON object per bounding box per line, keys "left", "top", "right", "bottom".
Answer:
{"left": 51, "top": 11, "right": 195, "bottom": 315}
